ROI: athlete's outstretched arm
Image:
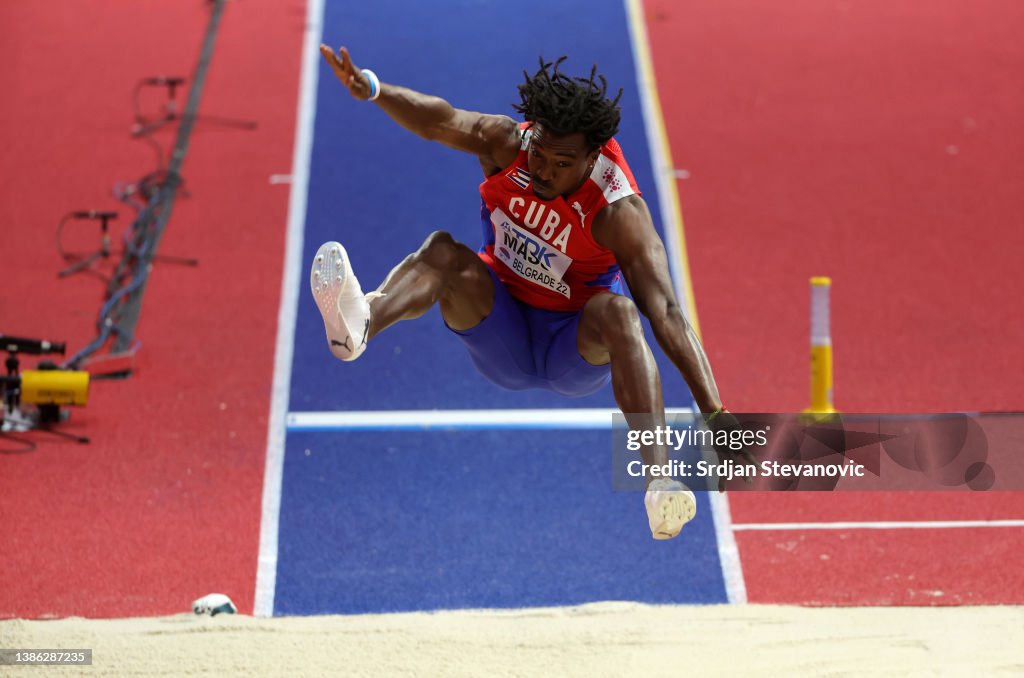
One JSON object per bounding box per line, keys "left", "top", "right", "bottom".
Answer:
{"left": 321, "top": 45, "right": 520, "bottom": 172}
{"left": 592, "top": 195, "right": 723, "bottom": 414}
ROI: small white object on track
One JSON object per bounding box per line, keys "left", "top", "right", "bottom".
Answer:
{"left": 192, "top": 593, "right": 237, "bottom": 616}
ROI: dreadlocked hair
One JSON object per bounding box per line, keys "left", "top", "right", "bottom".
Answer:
{"left": 513, "top": 56, "right": 623, "bottom": 150}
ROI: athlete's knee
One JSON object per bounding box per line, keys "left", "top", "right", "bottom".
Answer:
{"left": 414, "top": 230, "right": 461, "bottom": 271}
{"left": 597, "top": 295, "right": 644, "bottom": 342}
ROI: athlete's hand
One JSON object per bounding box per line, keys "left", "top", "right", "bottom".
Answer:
{"left": 705, "top": 408, "right": 757, "bottom": 492}
{"left": 320, "top": 45, "right": 374, "bottom": 101}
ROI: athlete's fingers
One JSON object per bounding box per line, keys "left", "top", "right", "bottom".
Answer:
{"left": 335, "top": 46, "right": 371, "bottom": 98}
{"left": 319, "top": 44, "right": 336, "bottom": 65}
{"left": 320, "top": 45, "right": 370, "bottom": 99}
{"left": 338, "top": 46, "right": 355, "bottom": 75}
{"left": 319, "top": 44, "right": 345, "bottom": 78}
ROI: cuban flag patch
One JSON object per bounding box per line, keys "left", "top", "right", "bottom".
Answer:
{"left": 506, "top": 166, "right": 531, "bottom": 189}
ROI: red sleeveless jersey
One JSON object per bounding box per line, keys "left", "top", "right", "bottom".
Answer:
{"left": 478, "top": 124, "right": 641, "bottom": 312}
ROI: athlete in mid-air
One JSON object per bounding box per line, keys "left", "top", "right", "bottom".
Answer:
{"left": 312, "top": 45, "right": 745, "bottom": 540}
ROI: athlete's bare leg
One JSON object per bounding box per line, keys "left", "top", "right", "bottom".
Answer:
{"left": 576, "top": 292, "right": 694, "bottom": 539}
{"left": 576, "top": 293, "right": 668, "bottom": 469}
{"left": 368, "top": 230, "right": 494, "bottom": 338}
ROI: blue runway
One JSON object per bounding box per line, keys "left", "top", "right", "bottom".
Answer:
{"left": 275, "top": 0, "right": 728, "bottom": 614}
{"left": 276, "top": 430, "right": 726, "bottom": 614}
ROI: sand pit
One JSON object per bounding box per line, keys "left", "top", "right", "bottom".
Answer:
{"left": 3, "top": 603, "right": 1022, "bottom": 676}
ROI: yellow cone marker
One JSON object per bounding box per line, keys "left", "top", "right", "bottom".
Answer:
{"left": 804, "top": 277, "right": 838, "bottom": 415}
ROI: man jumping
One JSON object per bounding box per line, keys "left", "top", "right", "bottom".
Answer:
{"left": 313, "top": 45, "right": 739, "bottom": 540}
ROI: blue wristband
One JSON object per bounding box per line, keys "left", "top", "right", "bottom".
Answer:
{"left": 361, "top": 68, "right": 380, "bottom": 101}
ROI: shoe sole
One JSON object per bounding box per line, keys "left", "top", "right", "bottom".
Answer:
{"left": 651, "top": 489, "right": 697, "bottom": 540}
{"left": 310, "top": 241, "right": 365, "bottom": 361}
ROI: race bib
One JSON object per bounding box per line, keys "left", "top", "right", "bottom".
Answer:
{"left": 491, "top": 208, "right": 572, "bottom": 299}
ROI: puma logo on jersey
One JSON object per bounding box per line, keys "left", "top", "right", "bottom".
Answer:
{"left": 571, "top": 201, "right": 588, "bottom": 224}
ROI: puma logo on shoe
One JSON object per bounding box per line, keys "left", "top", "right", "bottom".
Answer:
{"left": 359, "top": 318, "right": 369, "bottom": 348}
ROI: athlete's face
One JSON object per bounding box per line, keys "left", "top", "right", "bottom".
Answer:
{"left": 527, "top": 124, "right": 600, "bottom": 201}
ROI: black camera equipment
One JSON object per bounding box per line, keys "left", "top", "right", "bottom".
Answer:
{"left": 1, "top": 335, "right": 66, "bottom": 356}
{"left": 1, "top": 335, "right": 90, "bottom": 445}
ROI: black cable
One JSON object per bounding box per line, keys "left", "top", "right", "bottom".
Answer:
{"left": 66, "top": 0, "right": 226, "bottom": 366}
{"left": 131, "top": 77, "right": 184, "bottom": 140}
{"left": 138, "top": 132, "right": 166, "bottom": 172}
{"left": 54, "top": 211, "right": 79, "bottom": 260}
{"left": 111, "top": 0, "right": 227, "bottom": 353}
{"left": 131, "top": 78, "right": 151, "bottom": 127}
{"left": 89, "top": 371, "right": 132, "bottom": 381}
{"left": 0, "top": 431, "right": 37, "bottom": 454}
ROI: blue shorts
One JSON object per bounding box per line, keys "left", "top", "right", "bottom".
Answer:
{"left": 446, "top": 268, "right": 612, "bottom": 397}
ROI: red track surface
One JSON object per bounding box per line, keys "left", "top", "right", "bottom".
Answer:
{"left": 644, "top": 0, "right": 1024, "bottom": 414}
{"left": 738, "top": 527, "right": 1022, "bottom": 605}
{"left": 645, "top": 0, "right": 1024, "bottom": 604}
{"left": 0, "top": 0, "right": 302, "bottom": 617}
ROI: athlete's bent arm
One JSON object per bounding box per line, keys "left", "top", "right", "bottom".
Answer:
{"left": 321, "top": 45, "right": 520, "bottom": 172}
{"left": 592, "top": 195, "right": 723, "bottom": 415}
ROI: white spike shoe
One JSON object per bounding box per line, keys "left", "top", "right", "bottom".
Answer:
{"left": 645, "top": 478, "right": 697, "bottom": 540}
{"left": 310, "top": 241, "right": 372, "bottom": 362}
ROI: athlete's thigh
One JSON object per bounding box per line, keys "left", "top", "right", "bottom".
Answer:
{"left": 447, "top": 265, "right": 541, "bottom": 390}
{"left": 575, "top": 291, "right": 623, "bottom": 366}
{"left": 439, "top": 244, "right": 495, "bottom": 331}
{"left": 538, "top": 305, "right": 612, "bottom": 397}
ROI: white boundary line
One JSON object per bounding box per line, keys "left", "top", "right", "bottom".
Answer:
{"left": 253, "top": 0, "right": 324, "bottom": 619}
{"left": 708, "top": 492, "right": 747, "bottom": 598}
{"left": 288, "top": 407, "right": 694, "bottom": 430}
{"left": 623, "top": 0, "right": 747, "bottom": 605}
{"left": 733, "top": 520, "right": 1024, "bottom": 531}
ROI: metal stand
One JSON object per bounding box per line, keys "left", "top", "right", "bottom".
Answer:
{"left": 58, "top": 210, "right": 199, "bottom": 282}
{"left": 59, "top": 211, "right": 116, "bottom": 278}
{"left": 131, "top": 76, "right": 257, "bottom": 138}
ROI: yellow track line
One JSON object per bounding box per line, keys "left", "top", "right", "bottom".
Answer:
{"left": 624, "top": 0, "right": 703, "bottom": 339}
